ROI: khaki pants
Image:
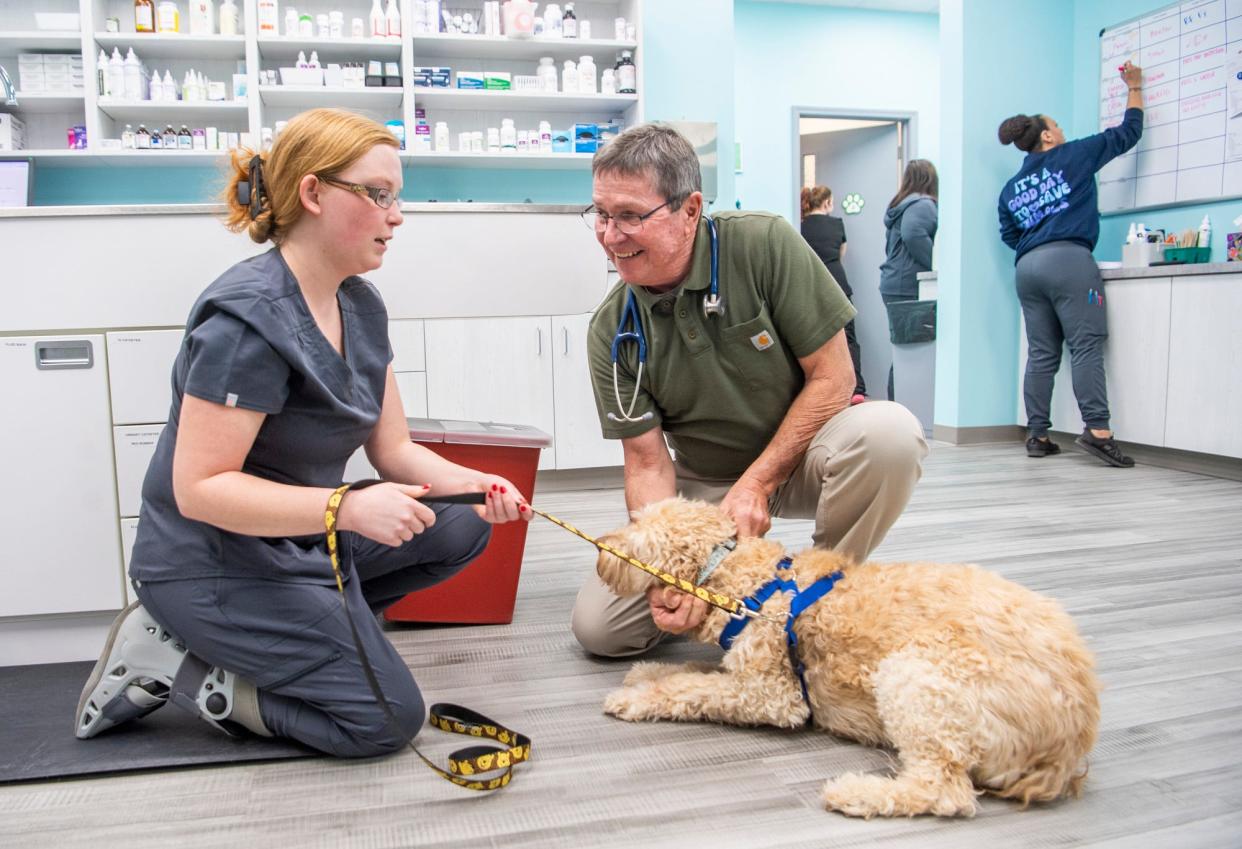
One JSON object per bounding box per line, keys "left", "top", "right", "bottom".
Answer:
{"left": 570, "top": 401, "right": 927, "bottom": 657}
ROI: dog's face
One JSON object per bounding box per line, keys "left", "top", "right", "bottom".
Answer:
{"left": 595, "top": 498, "right": 737, "bottom": 596}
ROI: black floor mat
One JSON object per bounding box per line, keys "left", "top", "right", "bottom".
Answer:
{"left": 0, "top": 661, "right": 316, "bottom": 783}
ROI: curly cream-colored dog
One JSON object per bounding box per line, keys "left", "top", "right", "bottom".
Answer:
{"left": 595, "top": 497, "right": 1100, "bottom": 818}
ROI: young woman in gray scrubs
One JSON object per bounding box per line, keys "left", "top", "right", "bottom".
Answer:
{"left": 76, "top": 109, "right": 532, "bottom": 756}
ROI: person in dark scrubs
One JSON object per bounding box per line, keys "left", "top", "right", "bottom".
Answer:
{"left": 76, "top": 108, "right": 532, "bottom": 757}
{"left": 998, "top": 61, "right": 1143, "bottom": 468}
{"left": 801, "top": 185, "right": 865, "bottom": 403}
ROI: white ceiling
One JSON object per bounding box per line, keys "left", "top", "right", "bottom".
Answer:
{"left": 745, "top": 0, "right": 939, "bottom": 13}
{"left": 799, "top": 117, "right": 895, "bottom": 135}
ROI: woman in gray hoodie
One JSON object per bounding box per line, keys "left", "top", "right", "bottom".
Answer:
{"left": 879, "top": 159, "right": 938, "bottom": 399}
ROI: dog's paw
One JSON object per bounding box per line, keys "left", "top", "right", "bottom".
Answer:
{"left": 603, "top": 686, "right": 656, "bottom": 722}
{"left": 822, "top": 773, "right": 978, "bottom": 818}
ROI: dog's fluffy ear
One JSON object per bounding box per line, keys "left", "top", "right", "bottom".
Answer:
{"left": 595, "top": 533, "right": 657, "bottom": 596}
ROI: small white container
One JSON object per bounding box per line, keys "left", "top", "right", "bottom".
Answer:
{"left": 434, "top": 121, "right": 449, "bottom": 151}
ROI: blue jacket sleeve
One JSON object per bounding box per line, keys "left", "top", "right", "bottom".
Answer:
{"left": 1076, "top": 107, "right": 1144, "bottom": 174}
{"left": 899, "top": 199, "right": 938, "bottom": 270}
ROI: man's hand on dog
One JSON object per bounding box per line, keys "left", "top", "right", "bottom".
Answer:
{"left": 646, "top": 585, "right": 709, "bottom": 633}
{"left": 719, "top": 480, "right": 772, "bottom": 539}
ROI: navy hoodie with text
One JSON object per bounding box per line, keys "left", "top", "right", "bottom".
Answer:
{"left": 998, "top": 107, "right": 1143, "bottom": 263}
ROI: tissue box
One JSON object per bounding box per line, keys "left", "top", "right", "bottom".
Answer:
{"left": 456, "top": 71, "right": 485, "bottom": 89}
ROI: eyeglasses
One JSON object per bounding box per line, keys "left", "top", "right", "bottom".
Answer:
{"left": 317, "top": 175, "right": 400, "bottom": 209}
{"left": 582, "top": 199, "right": 673, "bottom": 235}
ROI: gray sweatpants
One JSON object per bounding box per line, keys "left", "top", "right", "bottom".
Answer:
{"left": 570, "top": 401, "right": 927, "bottom": 658}
{"left": 136, "top": 503, "right": 490, "bottom": 757}
{"left": 1015, "top": 240, "right": 1111, "bottom": 436}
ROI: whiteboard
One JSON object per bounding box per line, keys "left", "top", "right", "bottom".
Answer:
{"left": 1097, "top": 0, "right": 1242, "bottom": 213}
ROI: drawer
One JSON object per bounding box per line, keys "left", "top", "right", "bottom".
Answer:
{"left": 389, "top": 319, "right": 426, "bottom": 372}
{"left": 106, "top": 329, "right": 183, "bottom": 425}
{"left": 114, "top": 424, "right": 165, "bottom": 517}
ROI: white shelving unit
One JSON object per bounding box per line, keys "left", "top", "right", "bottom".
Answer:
{"left": 0, "top": 0, "right": 643, "bottom": 172}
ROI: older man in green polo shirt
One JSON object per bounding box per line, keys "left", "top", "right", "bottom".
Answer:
{"left": 571, "top": 123, "right": 928, "bottom": 657}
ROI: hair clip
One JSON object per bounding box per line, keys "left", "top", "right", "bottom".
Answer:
{"left": 244, "top": 154, "right": 265, "bottom": 221}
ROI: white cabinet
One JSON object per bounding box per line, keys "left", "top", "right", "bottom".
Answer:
{"left": 1101, "top": 276, "right": 1172, "bottom": 446}
{"left": 113, "top": 424, "right": 165, "bottom": 517}
{"left": 0, "top": 335, "right": 125, "bottom": 617}
{"left": 1165, "top": 274, "right": 1242, "bottom": 458}
{"left": 106, "top": 329, "right": 183, "bottom": 424}
{"left": 424, "top": 316, "right": 557, "bottom": 470}
{"left": 552, "top": 313, "right": 622, "bottom": 469}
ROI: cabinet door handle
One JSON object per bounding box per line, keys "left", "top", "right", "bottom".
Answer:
{"left": 35, "top": 340, "right": 94, "bottom": 370}
{"left": 536, "top": 327, "right": 542, "bottom": 356}
{"left": 562, "top": 327, "right": 569, "bottom": 355}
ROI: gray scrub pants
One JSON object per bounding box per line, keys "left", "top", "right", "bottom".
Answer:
{"left": 135, "top": 503, "right": 490, "bottom": 757}
{"left": 1015, "top": 240, "right": 1111, "bottom": 436}
{"left": 570, "top": 401, "right": 927, "bottom": 657}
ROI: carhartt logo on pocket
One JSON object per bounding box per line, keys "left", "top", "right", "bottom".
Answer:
{"left": 750, "top": 331, "right": 774, "bottom": 350}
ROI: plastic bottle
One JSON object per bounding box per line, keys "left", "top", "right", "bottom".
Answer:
{"left": 1125, "top": 222, "right": 1137, "bottom": 244}
{"left": 537, "top": 56, "right": 557, "bottom": 92}
{"left": 369, "top": 0, "right": 386, "bottom": 37}
{"left": 298, "top": 13, "right": 313, "bottom": 36}
{"left": 1198, "top": 215, "right": 1211, "bottom": 248}
{"left": 385, "top": 0, "right": 401, "bottom": 37}
{"left": 135, "top": 124, "right": 151, "bottom": 149}
{"left": 120, "top": 48, "right": 141, "bottom": 100}
{"left": 500, "top": 118, "right": 516, "bottom": 152}
{"left": 156, "top": 1, "right": 180, "bottom": 33}
{"left": 162, "top": 124, "right": 177, "bottom": 148}
{"left": 616, "top": 50, "right": 636, "bottom": 94}
{"left": 121, "top": 124, "right": 136, "bottom": 149}
{"left": 544, "top": 3, "right": 562, "bottom": 37}
{"left": 108, "top": 48, "right": 125, "bottom": 102}
{"left": 539, "top": 120, "right": 551, "bottom": 153}
{"left": 96, "top": 50, "right": 111, "bottom": 97}
{"left": 434, "top": 121, "right": 449, "bottom": 152}
{"left": 561, "top": 2, "right": 577, "bottom": 37}
{"left": 219, "top": 0, "right": 239, "bottom": 35}
{"left": 178, "top": 124, "right": 193, "bottom": 149}
{"left": 296, "top": 50, "right": 308, "bottom": 68}
{"left": 149, "top": 124, "right": 162, "bottom": 149}
{"left": 600, "top": 67, "right": 615, "bottom": 95}
{"left": 578, "top": 55, "right": 596, "bottom": 94}
{"left": 164, "top": 69, "right": 177, "bottom": 99}
{"left": 256, "top": 0, "right": 278, "bottom": 34}
{"left": 562, "top": 59, "right": 577, "bottom": 93}
{"left": 135, "top": 0, "right": 156, "bottom": 33}
{"left": 284, "top": 7, "right": 298, "bottom": 35}
{"left": 486, "top": 126, "right": 500, "bottom": 152}
{"left": 190, "top": 0, "right": 215, "bottom": 34}
{"left": 308, "top": 50, "right": 320, "bottom": 68}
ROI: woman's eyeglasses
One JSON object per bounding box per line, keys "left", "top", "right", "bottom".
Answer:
{"left": 317, "top": 175, "right": 400, "bottom": 209}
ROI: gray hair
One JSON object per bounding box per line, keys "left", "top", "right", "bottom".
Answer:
{"left": 592, "top": 123, "right": 702, "bottom": 210}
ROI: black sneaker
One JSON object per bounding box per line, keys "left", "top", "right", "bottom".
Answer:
{"left": 1075, "top": 431, "right": 1135, "bottom": 468}
{"left": 1026, "top": 436, "right": 1061, "bottom": 457}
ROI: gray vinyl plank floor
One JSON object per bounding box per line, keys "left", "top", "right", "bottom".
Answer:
{"left": 3, "top": 441, "right": 1241, "bottom": 848}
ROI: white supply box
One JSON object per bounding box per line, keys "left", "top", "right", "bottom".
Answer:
{"left": 0, "top": 114, "right": 28, "bottom": 151}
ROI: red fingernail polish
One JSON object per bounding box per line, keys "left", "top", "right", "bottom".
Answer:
{"left": 519, "top": 505, "right": 527, "bottom": 512}
{"left": 500, "top": 486, "right": 507, "bottom": 494}
{"left": 491, "top": 484, "right": 498, "bottom": 491}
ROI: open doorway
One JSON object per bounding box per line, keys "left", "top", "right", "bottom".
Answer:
{"left": 793, "top": 110, "right": 913, "bottom": 400}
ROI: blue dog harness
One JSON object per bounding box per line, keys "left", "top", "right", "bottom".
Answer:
{"left": 717, "top": 558, "right": 845, "bottom": 706}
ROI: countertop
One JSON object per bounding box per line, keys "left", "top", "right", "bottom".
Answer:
{"left": 915, "top": 263, "right": 1238, "bottom": 282}
{"left": 0, "top": 202, "right": 585, "bottom": 218}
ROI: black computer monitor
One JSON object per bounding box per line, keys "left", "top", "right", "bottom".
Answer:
{"left": 0, "top": 158, "right": 34, "bottom": 207}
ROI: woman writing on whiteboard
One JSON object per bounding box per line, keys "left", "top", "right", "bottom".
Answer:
{"left": 997, "top": 60, "right": 1143, "bottom": 468}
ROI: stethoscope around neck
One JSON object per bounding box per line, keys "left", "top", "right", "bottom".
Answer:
{"left": 608, "top": 216, "right": 723, "bottom": 423}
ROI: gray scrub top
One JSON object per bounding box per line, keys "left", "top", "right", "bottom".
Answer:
{"left": 129, "top": 247, "right": 393, "bottom": 585}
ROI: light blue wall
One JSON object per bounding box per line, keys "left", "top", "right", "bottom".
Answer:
{"left": 1072, "top": 0, "right": 1240, "bottom": 263}
{"left": 33, "top": 1, "right": 735, "bottom": 206}
{"left": 732, "top": 1, "right": 940, "bottom": 222}
{"left": 935, "top": 0, "right": 1076, "bottom": 429}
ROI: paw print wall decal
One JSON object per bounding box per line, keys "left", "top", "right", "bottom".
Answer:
{"left": 842, "top": 193, "right": 865, "bottom": 215}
